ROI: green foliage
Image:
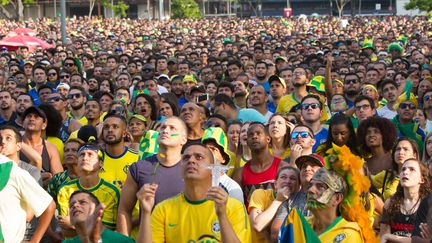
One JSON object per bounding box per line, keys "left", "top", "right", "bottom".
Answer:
{"left": 172, "top": 0, "right": 202, "bottom": 19}
{"left": 0, "top": 0, "right": 34, "bottom": 6}
{"left": 405, "top": 0, "right": 432, "bottom": 13}
{"left": 102, "top": 0, "right": 129, "bottom": 17}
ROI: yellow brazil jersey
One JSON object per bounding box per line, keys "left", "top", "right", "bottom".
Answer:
{"left": 308, "top": 216, "right": 364, "bottom": 242}
{"left": 151, "top": 192, "right": 252, "bottom": 243}
{"left": 226, "top": 151, "right": 246, "bottom": 177}
{"left": 57, "top": 178, "right": 120, "bottom": 228}
{"left": 47, "top": 136, "right": 64, "bottom": 165}
{"left": 100, "top": 147, "right": 138, "bottom": 190}
{"left": 248, "top": 189, "right": 275, "bottom": 243}
{"left": 276, "top": 93, "right": 300, "bottom": 114}
{"left": 67, "top": 111, "right": 88, "bottom": 126}
{"left": 371, "top": 170, "right": 399, "bottom": 201}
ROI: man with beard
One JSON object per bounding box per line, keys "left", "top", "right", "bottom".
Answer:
{"left": 354, "top": 95, "right": 376, "bottom": 126}
{"left": 232, "top": 122, "right": 289, "bottom": 205}
{"left": 233, "top": 78, "right": 249, "bottom": 108}
{"left": 249, "top": 85, "right": 273, "bottom": 121}
{"left": 277, "top": 67, "right": 309, "bottom": 114}
{"left": 343, "top": 73, "right": 362, "bottom": 108}
{"left": 289, "top": 125, "right": 316, "bottom": 164}
{"left": 12, "top": 93, "right": 34, "bottom": 129}
{"left": 170, "top": 76, "right": 184, "bottom": 99}
{"left": 21, "top": 107, "right": 63, "bottom": 184}
{"left": 101, "top": 113, "right": 138, "bottom": 191}
{"left": 179, "top": 102, "right": 205, "bottom": 146}
{"left": 117, "top": 117, "right": 187, "bottom": 236}
{"left": 48, "top": 92, "right": 81, "bottom": 142}
{"left": 377, "top": 80, "right": 398, "bottom": 119}
{"left": 255, "top": 61, "right": 270, "bottom": 92}
{"left": 279, "top": 167, "right": 363, "bottom": 242}
{"left": 142, "top": 64, "right": 155, "bottom": 81}
{"left": 0, "top": 90, "right": 17, "bottom": 126}
{"left": 67, "top": 86, "right": 88, "bottom": 126}
{"left": 85, "top": 100, "right": 102, "bottom": 127}
{"left": 199, "top": 66, "right": 215, "bottom": 84}
{"left": 268, "top": 75, "right": 287, "bottom": 113}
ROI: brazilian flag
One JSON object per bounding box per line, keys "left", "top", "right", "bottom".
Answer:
{"left": 279, "top": 208, "right": 320, "bottom": 243}
{"left": 138, "top": 130, "right": 159, "bottom": 160}
{"left": 0, "top": 155, "right": 13, "bottom": 243}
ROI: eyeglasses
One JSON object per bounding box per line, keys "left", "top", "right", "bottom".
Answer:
{"left": 60, "top": 75, "right": 70, "bottom": 79}
{"left": 201, "top": 71, "right": 212, "bottom": 76}
{"left": 293, "top": 71, "right": 306, "bottom": 76}
{"left": 301, "top": 103, "right": 321, "bottom": 110}
{"left": 291, "top": 131, "right": 311, "bottom": 139}
{"left": 68, "top": 93, "right": 82, "bottom": 99}
{"left": 345, "top": 79, "right": 359, "bottom": 85}
{"left": 48, "top": 73, "right": 57, "bottom": 76}
{"left": 193, "top": 63, "right": 202, "bottom": 67}
{"left": 424, "top": 95, "right": 432, "bottom": 102}
{"left": 48, "top": 97, "right": 62, "bottom": 102}
{"left": 355, "top": 104, "right": 371, "bottom": 111}
{"left": 143, "top": 69, "right": 153, "bottom": 72}
{"left": 64, "top": 63, "right": 75, "bottom": 67}
{"left": 393, "top": 61, "right": 402, "bottom": 65}
{"left": 399, "top": 103, "right": 416, "bottom": 110}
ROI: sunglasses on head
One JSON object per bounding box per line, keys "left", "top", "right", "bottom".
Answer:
{"left": 301, "top": 103, "right": 321, "bottom": 110}
{"left": 291, "top": 131, "right": 311, "bottom": 139}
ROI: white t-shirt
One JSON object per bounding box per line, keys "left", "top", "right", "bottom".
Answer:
{"left": 220, "top": 174, "right": 244, "bottom": 203}
{"left": 0, "top": 163, "right": 53, "bottom": 243}
{"left": 377, "top": 105, "right": 397, "bottom": 120}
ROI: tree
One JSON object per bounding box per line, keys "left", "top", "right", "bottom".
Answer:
{"left": 405, "top": 0, "right": 432, "bottom": 13}
{"left": 88, "top": 0, "right": 97, "bottom": 18}
{"left": 0, "top": 0, "right": 35, "bottom": 20}
{"left": 102, "top": 0, "right": 129, "bottom": 17}
{"left": 334, "top": 0, "right": 350, "bottom": 17}
{"left": 171, "top": 0, "right": 202, "bottom": 18}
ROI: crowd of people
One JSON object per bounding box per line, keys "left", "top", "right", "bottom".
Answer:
{"left": 0, "top": 15, "right": 432, "bottom": 242}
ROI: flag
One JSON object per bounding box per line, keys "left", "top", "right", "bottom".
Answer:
{"left": 279, "top": 208, "right": 320, "bottom": 243}
{"left": 0, "top": 155, "right": 13, "bottom": 243}
{"left": 138, "top": 130, "right": 159, "bottom": 160}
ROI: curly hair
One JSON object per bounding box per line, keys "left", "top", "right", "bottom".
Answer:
{"left": 385, "top": 159, "right": 431, "bottom": 224}
{"left": 356, "top": 116, "right": 397, "bottom": 154}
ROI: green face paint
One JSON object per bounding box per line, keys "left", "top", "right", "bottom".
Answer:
{"left": 306, "top": 199, "right": 327, "bottom": 210}
{"left": 170, "top": 134, "right": 179, "bottom": 137}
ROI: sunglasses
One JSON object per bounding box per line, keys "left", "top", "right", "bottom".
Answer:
{"left": 48, "top": 97, "right": 62, "bottom": 102}
{"left": 60, "top": 75, "right": 70, "bottom": 79}
{"left": 399, "top": 103, "right": 416, "bottom": 110}
{"left": 301, "top": 103, "right": 321, "bottom": 110}
{"left": 48, "top": 73, "right": 57, "bottom": 76}
{"left": 64, "top": 63, "right": 75, "bottom": 67}
{"left": 424, "top": 95, "right": 432, "bottom": 102}
{"left": 291, "top": 131, "right": 311, "bottom": 139}
{"left": 344, "top": 79, "right": 359, "bottom": 85}
{"left": 142, "top": 69, "right": 153, "bottom": 72}
{"left": 68, "top": 93, "right": 82, "bottom": 99}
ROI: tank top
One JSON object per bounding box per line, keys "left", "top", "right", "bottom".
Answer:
{"left": 242, "top": 156, "right": 281, "bottom": 205}
{"left": 59, "top": 117, "right": 72, "bottom": 142}
{"left": 20, "top": 139, "right": 51, "bottom": 172}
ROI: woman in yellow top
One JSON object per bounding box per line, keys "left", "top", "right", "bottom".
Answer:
{"left": 372, "top": 137, "right": 420, "bottom": 201}
{"left": 268, "top": 113, "right": 294, "bottom": 161}
{"left": 248, "top": 166, "right": 300, "bottom": 243}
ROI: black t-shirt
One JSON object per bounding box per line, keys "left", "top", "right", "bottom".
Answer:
{"left": 412, "top": 195, "right": 432, "bottom": 237}
{"left": 381, "top": 207, "right": 417, "bottom": 237}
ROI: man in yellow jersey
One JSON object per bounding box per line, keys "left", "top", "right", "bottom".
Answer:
{"left": 67, "top": 86, "right": 88, "bottom": 126}
{"left": 57, "top": 143, "right": 120, "bottom": 238}
{"left": 136, "top": 143, "right": 252, "bottom": 243}
{"left": 280, "top": 167, "right": 364, "bottom": 242}
{"left": 276, "top": 67, "right": 309, "bottom": 114}
{"left": 100, "top": 113, "right": 138, "bottom": 190}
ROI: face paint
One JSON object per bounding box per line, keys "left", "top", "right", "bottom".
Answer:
{"left": 170, "top": 133, "right": 179, "bottom": 137}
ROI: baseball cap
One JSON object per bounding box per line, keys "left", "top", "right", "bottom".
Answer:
{"left": 56, "top": 82, "right": 70, "bottom": 91}
{"left": 23, "top": 107, "right": 47, "bottom": 121}
{"left": 268, "top": 75, "right": 286, "bottom": 88}
{"left": 129, "top": 114, "right": 147, "bottom": 123}
{"left": 295, "top": 154, "right": 325, "bottom": 168}
{"left": 190, "top": 85, "right": 206, "bottom": 94}
{"left": 156, "top": 74, "right": 170, "bottom": 81}
{"left": 183, "top": 75, "right": 197, "bottom": 84}
{"left": 275, "top": 56, "right": 287, "bottom": 62}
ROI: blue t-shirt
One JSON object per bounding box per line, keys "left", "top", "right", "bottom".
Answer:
{"left": 313, "top": 127, "right": 329, "bottom": 152}
{"left": 237, "top": 108, "right": 267, "bottom": 123}
{"left": 267, "top": 102, "right": 276, "bottom": 113}
{"left": 178, "top": 96, "right": 188, "bottom": 108}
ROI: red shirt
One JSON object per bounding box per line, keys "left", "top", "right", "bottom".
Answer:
{"left": 242, "top": 156, "right": 281, "bottom": 205}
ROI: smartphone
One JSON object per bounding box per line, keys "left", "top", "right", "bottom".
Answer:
{"left": 196, "top": 94, "right": 209, "bottom": 103}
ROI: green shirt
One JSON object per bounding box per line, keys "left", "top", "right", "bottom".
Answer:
{"left": 62, "top": 228, "right": 134, "bottom": 242}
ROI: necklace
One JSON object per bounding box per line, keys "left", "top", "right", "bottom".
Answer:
{"left": 402, "top": 198, "right": 420, "bottom": 221}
